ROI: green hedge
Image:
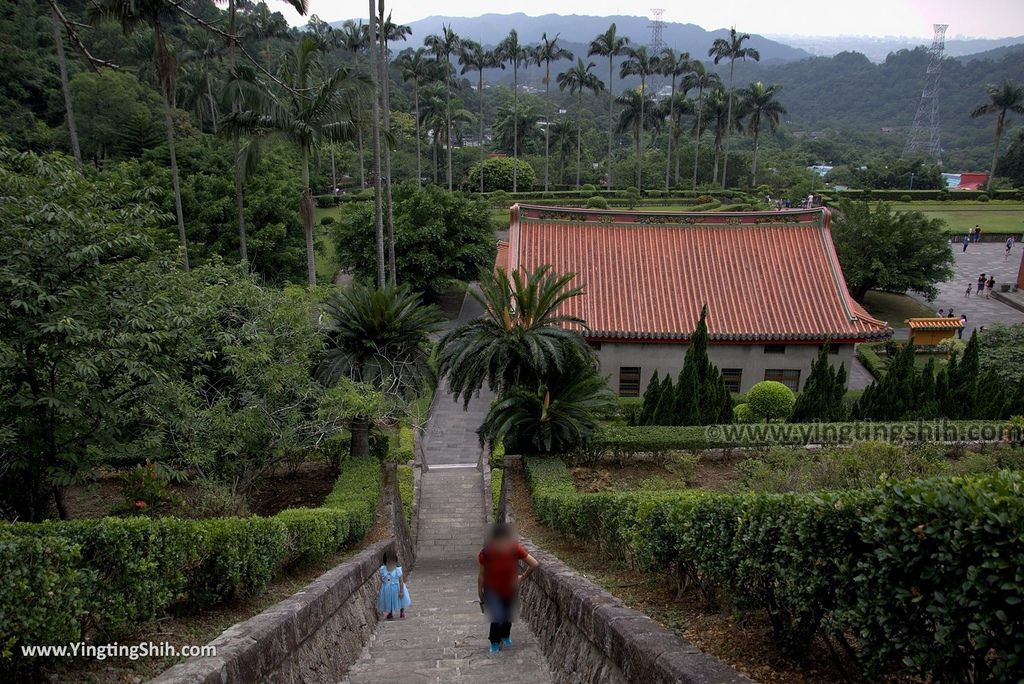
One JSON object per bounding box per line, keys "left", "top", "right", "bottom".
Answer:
{"left": 856, "top": 343, "right": 886, "bottom": 379}
{"left": 1, "top": 457, "right": 381, "bottom": 667}
{"left": 832, "top": 188, "right": 1021, "bottom": 202}
{"left": 524, "top": 457, "right": 1024, "bottom": 680}
{"left": 397, "top": 464, "right": 414, "bottom": 525}
{"left": 583, "top": 421, "right": 1008, "bottom": 457}
{"left": 491, "top": 469, "right": 503, "bottom": 521}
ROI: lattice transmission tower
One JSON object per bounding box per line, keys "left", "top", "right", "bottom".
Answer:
{"left": 649, "top": 9, "right": 665, "bottom": 51}
{"left": 902, "top": 24, "right": 947, "bottom": 160}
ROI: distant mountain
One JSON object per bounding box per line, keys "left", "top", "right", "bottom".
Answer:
{"left": 956, "top": 44, "right": 1024, "bottom": 63}
{"left": 332, "top": 12, "right": 810, "bottom": 63}
{"left": 764, "top": 33, "right": 1024, "bottom": 63}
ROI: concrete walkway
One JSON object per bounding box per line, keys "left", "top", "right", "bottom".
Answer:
{"left": 343, "top": 470, "right": 552, "bottom": 683}
{"left": 909, "top": 241, "right": 1024, "bottom": 335}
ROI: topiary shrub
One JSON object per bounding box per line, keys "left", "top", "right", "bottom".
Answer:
{"left": 320, "top": 215, "right": 335, "bottom": 226}
{"left": 900, "top": 194, "right": 913, "bottom": 203}
{"left": 468, "top": 157, "right": 537, "bottom": 192}
{"left": 976, "top": 193, "right": 990, "bottom": 202}
{"left": 585, "top": 195, "right": 609, "bottom": 209}
{"left": 733, "top": 402, "right": 755, "bottom": 423}
{"left": 696, "top": 194, "right": 715, "bottom": 204}
{"left": 581, "top": 183, "right": 597, "bottom": 192}
{"left": 747, "top": 381, "right": 796, "bottom": 421}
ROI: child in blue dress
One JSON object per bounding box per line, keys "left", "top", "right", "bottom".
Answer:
{"left": 377, "top": 549, "right": 411, "bottom": 620}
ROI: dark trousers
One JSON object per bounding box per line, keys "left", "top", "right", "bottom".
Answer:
{"left": 484, "top": 590, "right": 515, "bottom": 644}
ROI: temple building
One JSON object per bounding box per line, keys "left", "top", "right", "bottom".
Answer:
{"left": 496, "top": 204, "right": 892, "bottom": 395}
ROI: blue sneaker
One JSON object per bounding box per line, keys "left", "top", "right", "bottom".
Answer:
{"left": 489, "top": 643, "right": 500, "bottom": 654}
{"left": 501, "top": 637, "right": 513, "bottom": 648}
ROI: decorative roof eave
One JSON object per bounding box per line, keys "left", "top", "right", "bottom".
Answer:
{"left": 586, "top": 327, "right": 893, "bottom": 343}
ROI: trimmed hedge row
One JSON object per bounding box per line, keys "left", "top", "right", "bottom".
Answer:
{"left": 832, "top": 188, "right": 1022, "bottom": 201}
{"left": 0, "top": 457, "right": 381, "bottom": 665}
{"left": 524, "top": 457, "right": 1024, "bottom": 680}
{"left": 491, "top": 469, "right": 503, "bottom": 521}
{"left": 397, "top": 464, "right": 414, "bottom": 525}
{"left": 584, "top": 420, "right": 1008, "bottom": 457}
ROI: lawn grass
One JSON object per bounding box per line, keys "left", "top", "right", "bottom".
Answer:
{"left": 881, "top": 201, "right": 1024, "bottom": 235}
{"left": 862, "top": 290, "right": 934, "bottom": 326}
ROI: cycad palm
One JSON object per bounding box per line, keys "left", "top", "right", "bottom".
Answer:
{"left": 459, "top": 41, "right": 502, "bottom": 192}
{"left": 497, "top": 29, "right": 533, "bottom": 191}
{"left": 619, "top": 46, "right": 660, "bottom": 191}
{"left": 682, "top": 61, "right": 721, "bottom": 189}
{"left": 319, "top": 283, "right": 444, "bottom": 456}
{"left": 480, "top": 353, "right": 613, "bottom": 454}
{"left": 557, "top": 58, "right": 604, "bottom": 187}
{"left": 970, "top": 81, "right": 1024, "bottom": 191}
{"left": 395, "top": 48, "right": 436, "bottom": 184}
{"left": 438, "top": 265, "right": 593, "bottom": 406}
{"left": 535, "top": 33, "right": 573, "bottom": 190}
{"left": 424, "top": 25, "right": 462, "bottom": 190}
{"left": 739, "top": 81, "right": 786, "bottom": 186}
{"left": 659, "top": 48, "right": 691, "bottom": 191}
{"left": 588, "top": 23, "right": 630, "bottom": 189}
{"left": 708, "top": 27, "right": 760, "bottom": 188}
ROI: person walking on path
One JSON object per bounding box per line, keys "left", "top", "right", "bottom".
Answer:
{"left": 959, "top": 314, "right": 967, "bottom": 339}
{"left": 973, "top": 224, "right": 982, "bottom": 242}
{"left": 1006, "top": 236, "right": 1015, "bottom": 261}
{"left": 963, "top": 234, "right": 971, "bottom": 252}
{"left": 377, "top": 549, "right": 411, "bottom": 620}
{"left": 986, "top": 275, "right": 995, "bottom": 298}
{"left": 965, "top": 281, "right": 973, "bottom": 297}
{"left": 977, "top": 273, "right": 986, "bottom": 296}
{"left": 478, "top": 522, "right": 540, "bottom": 654}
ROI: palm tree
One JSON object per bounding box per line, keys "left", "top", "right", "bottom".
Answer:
{"left": 492, "top": 103, "right": 540, "bottom": 158}
{"left": 438, "top": 265, "right": 593, "bottom": 406}
{"left": 497, "top": 29, "right": 534, "bottom": 192}
{"left": 662, "top": 93, "right": 694, "bottom": 187}
{"left": 549, "top": 117, "right": 576, "bottom": 185}
{"left": 480, "top": 352, "right": 613, "bottom": 454}
{"left": 460, "top": 40, "right": 502, "bottom": 192}
{"left": 699, "top": 87, "right": 738, "bottom": 186}
{"left": 660, "top": 48, "right": 691, "bottom": 192}
{"left": 423, "top": 25, "right": 461, "bottom": 190}
{"left": 588, "top": 24, "right": 629, "bottom": 189}
{"left": 247, "top": 36, "right": 368, "bottom": 285}
{"left": 375, "top": 7, "right": 409, "bottom": 287}
{"left": 709, "top": 28, "right": 760, "bottom": 188}
{"left": 682, "top": 61, "right": 721, "bottom": 189}
{"left": 558, "top": 58, "right": 604, "bottom": 188}
{"left": 739, "top": 81, "right": 786, "bottom": 187}
{"left": 319, "top": 283, "right": 444, "bottom": 457}
{"left": 534, "top": 33, "right": 573, "bottom": 190}
{"left": 614, "top": 88, "right": 657, "bottom": 190}
{"left": 970, "top": 80, "right": 1024, "bottom": 191}
{"left": 619, "top": 46, "right": 660, "bottom": 191}
{"left": 92, "top": 0, "right": 190, "bottom": 270}
{"left": 395, "top": 48, "right": 433, "bottom": 183}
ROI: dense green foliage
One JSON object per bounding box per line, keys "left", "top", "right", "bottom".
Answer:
{"left": 524, "top": 456, "right": 1024, "bottom": 679}
{"left": 0, "top": 456, "right": 380, "bottom": 671}
{"left": 467, "top": 157, "right": 537, "bottom": 192}
{"left": 831, "top": 200, "right": 955, "bottom": 302}
{"left": 745, "top": 380, "right": 796, "bottom": 421}
{"left": 333, "top": 183, "right": 495, "bottom": 299}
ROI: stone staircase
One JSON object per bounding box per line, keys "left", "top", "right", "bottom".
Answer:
{"left": 343, "top": 469, "right": 552, "bottom": 683}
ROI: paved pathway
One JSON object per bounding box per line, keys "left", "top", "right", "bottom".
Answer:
{"left": 343, "top": 470, "right": 552, "bottom": 683}
{"left": 909, "top": 241, "right": 1024, "bottom": 336}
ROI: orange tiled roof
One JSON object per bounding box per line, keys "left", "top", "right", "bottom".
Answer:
{"left": 501, "top": 204, "right": 891, "bottom": 343}
{"left": 906, "top": 317, "right": 964, "bottom": 330}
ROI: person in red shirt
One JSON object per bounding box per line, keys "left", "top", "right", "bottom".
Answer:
{"left": 477, "top": 522, "right": 540, "bottom": 652}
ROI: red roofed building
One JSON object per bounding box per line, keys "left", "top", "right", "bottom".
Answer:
{"left": 498, "top": 204, "right": 891, "bottom": 395}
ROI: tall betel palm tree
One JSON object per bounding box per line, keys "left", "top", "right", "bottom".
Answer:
{"left": 557, "top": 58, "right": 604, "bottom": 188}
{"left": 460, "top": 40, "right": 503, "bottom": 193}
{"left": 396, "top": 48, "right": 435, "bottom": 184}
{"left": 659, "top": 48, "right": 692, "bottom": 192}
{"left": 424, "top": 25, "right": 461, "bottom": 190}
{"left": 240, "top": 36, "right": 367, "bottom": 285}
{"left": 739, "top": 81, "right": 786, "bottom": 187}
{"left": 438, "top": 265, "right": 593, "bottom": 406}
{"left": 92, "top": 0, "right": 191, "bottom": 270}
{"left": 615, "top": 88, "right": 659, "bottom": 183}
{"left": 708, "top": 28, "right": 759, "bottom": 188}
{"left": 497, "top": 29, "right": 533, "bottom": 192}
{"left": 619, "top": 46, "right": 660, "bottom": 191}
{"left": 534, "top": 33, "right": 573, "bottom": 191}
{"left": 588, "top": 24, "right": 629, "bottom": 189}
{"left": 970, "top": 80, "right": 1024, "bottom": 191}
{"left": 682, "top": 61, "right": 721, "bottom": 189}
{"left": 699, "top": 87, "right": 738, "bottom": 186}
{"left": 318, "top": 283, "right": 444, "bottom": 457}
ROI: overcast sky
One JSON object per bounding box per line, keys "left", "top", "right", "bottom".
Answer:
{"left": 279, "top": 0, "right": 1024, "bottom": 39}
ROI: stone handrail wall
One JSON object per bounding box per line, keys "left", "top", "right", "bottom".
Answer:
{"left": 517, "top": 541, "right": 753, "bottom": 684}
{"left": 151, "top": 465, "right": 416, "bottom": 683}
{"left": 150, "top": 540, "right": 392, "bottom": 684}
